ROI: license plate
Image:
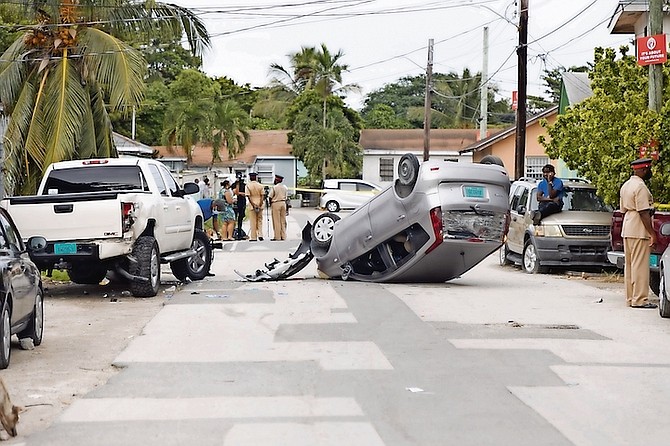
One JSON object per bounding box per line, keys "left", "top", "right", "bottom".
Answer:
{"left": 463, "top": 186, "right": 485, "bottom": 199}
{"left": 54, "top": 243, "right": 77, "bottom": 255}
{"left": 650, "top": 254, "right": 659, "bottom": 268}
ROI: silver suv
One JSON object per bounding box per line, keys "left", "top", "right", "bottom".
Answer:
{"left": 501, "top": 177, "right": 613, "bottom": 273}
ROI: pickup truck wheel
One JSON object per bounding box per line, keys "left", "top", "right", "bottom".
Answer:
{"left": 130, "top": 236, "right": 160, "bottom": 297}
{"left": 0, "top": 304, "right": 11, "bottom": 369}
{"left": 171, "top": 230, "right": 211, "bottom": 282}
{"left": 650, "top": 271, "right": 661, "bottom": 297}
{"left": 68, "top": 264, "right": 107, "bottom": 285}
{"left": 17, "top": 288, "right": 44, "bottom": 346}
{"left": 522, "top": 240, "right": 547, "bottom": 274}
{"left": 659, "top": 267, "right": 670, "bottom": 318}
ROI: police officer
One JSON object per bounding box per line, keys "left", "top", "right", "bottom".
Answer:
{"left": 269, "top": 174, "right": 288, "bottom": 240}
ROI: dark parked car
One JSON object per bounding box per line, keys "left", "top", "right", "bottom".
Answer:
{"left": 309, "top": 154, "right": 511, "bottom": 282}
{"left": 0, "top": 207, "right": 44, "bottom": 368}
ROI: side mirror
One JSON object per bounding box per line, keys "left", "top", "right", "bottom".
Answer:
{"left": 183, "top": 182, "right": 199, "bottom": 195}
{"left": 660, "top": 223, "right": 670, "bottom": 237}
{"left": 27, "top": 236, "right": 47, "bottom": 253}
{"left": 516, "top": 205, "right": 526, "bottom": 214}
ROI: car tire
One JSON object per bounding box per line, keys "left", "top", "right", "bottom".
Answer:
{"left": 170, "top": 230, "right": 212, "bottom": 282}
{"left": 130, "top": 235, "right": 160, "bottom": 297}
{"left": 311, "top": 213, "right": 340, "bottom": 250}
{"left": 522, "top": 239, "right": 547, "bottom": 274}
{"left": 659, "top": 265, "right": 670, "bottom": 318}
{"left": 398, "top": 153, "right": 420, "bottom": 187}
{"left": 68, "top": 263, "right": 108, "bottom": 285}
{"left": 0, "top": 303, "right": 11, "bottom": 369}
{"left": 650, "top": 271, "right": 661, "bottom": 297}
{"left": 499, "top": 244, "right": 512, "bottom": 266}
{"left": 325, "top": 200, "right": 340, "bottom": 213}
{"left": 18, "top": 288, "right": 44, "bottom": 347}
{"left": 480, "top": 155, "right": 505, "bottom": 167}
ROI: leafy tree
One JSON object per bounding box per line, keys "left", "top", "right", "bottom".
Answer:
{"left": 162, "top": 69, "right": 218, "bottom": 162}
{"left": 363, "top": 104, "right": 411, "bottom": 129}
{"left": 141, "top": 37, "right": 203, "bottom": 83}
{"left": 539, "top": 46, "right": 670, "bottom": 205}
{"left": 110, "top": 80, "right": 170, "bottom": 146}
{"left": 0, "top": 0, "right": 209, "bottom": 195}
{"left": 0, "top": 4, "right": 29, "bottom": 54}
{"left": 210, "top": 99, "right": 250, "bottom": 161}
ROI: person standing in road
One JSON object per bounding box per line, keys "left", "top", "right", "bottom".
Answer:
{"left": 245, "top": 172, "right": 265, "bottom": 241}
{"left": 532, "top": 164, "right": 564, "bottom": 225}
{"left": 202, "top": 176, "right": 213, "bottom": 199}
{"left": 234, "top": 175, "right": 247, "bottom": 240}
{"left": 620, "top": 158, "right": 657, "bottom": 308}
{"left": 269, "top": 174, "right": 288, "bottom": 240}
{"left": 218, "top": 180, "right": 236, "bottom": 240}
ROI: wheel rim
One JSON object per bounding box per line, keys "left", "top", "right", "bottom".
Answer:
{"left": 1, "top": 308, "right": 10, "bottom": 361}
{"left": 150, "top": 246, "right": 160, "bottom": 288}
{"left": 523, "top": 244, "right": 537, "bottom": 272}
{"left": 327, "top": 202, "right": 338, "bottom": 212}
{"left": 313, "top": 216, "right": 335, "bottom": 243}
{"left": 188, "top": 237, "right": 207, "bottom": 274}
{"left": 661, "top": 269, "right": 667, "bottom": 310}
{"left": 399, "top": 157, "right": 417, "bottom": 185}
{"left": 35, "top": 293, "right": 43, "bottom": 339}
{"left": 499, "top": 245, "right": 506, "bottom": 265}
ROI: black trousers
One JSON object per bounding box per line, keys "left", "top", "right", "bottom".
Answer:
{"left": 236, "top": 198, "right": 246, "bottom": 239}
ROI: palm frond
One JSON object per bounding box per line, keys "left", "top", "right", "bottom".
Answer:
{"left": 0, "top": 35, "right": 30, "bottom": 108}
{"left": 42, "top": 49, "right": 88, "bottom": 166}
{"left": 89, "top": 83, "right": 116, "bottom": 157}
{"left": 79, "top": 27, "right": 145, "bottom": 112}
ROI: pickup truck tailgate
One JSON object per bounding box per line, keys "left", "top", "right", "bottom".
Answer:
{"left": 4, "top": 192, "right": 124, "bottom": 241}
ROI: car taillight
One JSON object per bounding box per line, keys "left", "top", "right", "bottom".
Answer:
{"left": 122, "top": 202, "right": 135, "bottom": 233}
{"left": 82, "top": 159, "right": 109, "bottom": 165}
{"left": 426, "top": 206, "right": 443, "bottom": 254}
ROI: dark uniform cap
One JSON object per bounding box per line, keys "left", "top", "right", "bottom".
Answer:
{"left": 631, "top": 158, "right": 652, "bottom": 169}
{"left": 274, "top": 174, "right": 284, "bottom": 182}
{"left": 248, "top": 172, "right": 258, "bottom": 179}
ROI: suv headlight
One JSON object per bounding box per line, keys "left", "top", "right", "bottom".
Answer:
{"left": 535, "top": 224, "right": 562, "bottom": 237}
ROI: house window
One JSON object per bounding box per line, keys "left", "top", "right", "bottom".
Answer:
{"left": 255, "top": 163, "right": 274, "bottom": 185}
{"left": 379, "top": 158, "right": 394, "bottom": 181}
{"left": 525, "top": 157, "right": 549, "bottom": 179}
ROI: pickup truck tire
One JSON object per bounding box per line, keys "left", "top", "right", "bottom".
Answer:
{"left": 130, "top": 236, "right": 160, "bottom": 297}
{"left": 650, "top": 271, "right": 660, "bottom": 297}
{"left": 170, "top": 230, "right": 211, "bottom": 282}
{"left": 17, "top": 288, "right": 44, "bottom": 346}
{"left": 0, "top": 303, "right": 11, "bottom": 369}
{"left": 68, "top": 264, "right": 108, "bottom": 285}
{"left": 522, "top": 239, "right": 548, "bottom": 274}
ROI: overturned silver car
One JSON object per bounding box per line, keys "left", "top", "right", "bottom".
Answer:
{"left": 237, "top": 154, "right": 511, "bottom": 283}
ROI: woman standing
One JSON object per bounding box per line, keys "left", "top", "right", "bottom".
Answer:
{"left": 218, "top": 180, "right": 236, "bottom": 241}
{"left": 234, "top": 176, "right": 247, "bottom": 240}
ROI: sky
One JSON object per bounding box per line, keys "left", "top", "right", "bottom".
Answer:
{"left": 171, "top": 0, "right": 633, "bottom": 110}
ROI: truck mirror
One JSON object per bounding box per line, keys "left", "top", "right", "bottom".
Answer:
{"left": 660, "top": 223, "right": 670, "bottom": 236}
{"left": 27, "top": 236, "right": 47, "bottom": 252}
{"left": 182, "top": 182, "right": 199, "bottom": 195}
{"left": 515, "top": 205, "right": 526, "bottom": 214}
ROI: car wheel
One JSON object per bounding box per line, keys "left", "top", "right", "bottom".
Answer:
{"left": 398, "top": 153, "right": 420, "bottom": 187}
{"left": 499, "top": 244, "right": 512, "bottom": 266}
{"left": 171, "top": 230, "right": 211, "bottom": 282}
{"left": 659, "top": 266, "right": 670, "bottom": 318}
{"left": 130, "top": 235, "right": 160, "bottom": 297}
{"left": 650, "top": 271, "right": 661, "bottom": 297}
{"left": 18, "top": 288, "right": 44, "bottom": 346}
{"left": 311, "top": 213, "right": 340, "bottom": 250}
{"left": 0, "top": 303, "right": 11, "bottom": 369}
{"left": 68, "top": 263, "right": 108, "bottom": 285}
{"left": 325, "top": 200, "right": 340, "bottom": 213}
{"left": 522, "top": 240, "right": 546, "bottom": 274}
{"left": 480, "top": 155, "right": 505, "bottom": 167}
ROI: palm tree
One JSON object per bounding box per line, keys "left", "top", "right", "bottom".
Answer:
{"left": 0, "top": 0, "right": 209, "bottom": 195}
{"left": 210, "top": 100, "right": 250, "bottom": 162}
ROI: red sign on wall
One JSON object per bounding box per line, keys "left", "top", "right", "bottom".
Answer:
{"left": 637, "top": 34, "right": 667, "bottom": 66}
{"left": 511, "top": 91, "right": 518, "bottom": 111}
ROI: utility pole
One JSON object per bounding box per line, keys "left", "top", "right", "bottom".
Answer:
{"left": 514, "top": 0, "right": 528, "bottom": 179}
{"left": 423, "top": 38, "right": 434, "bottom": 162}
{"left": 649, "top": 0, "right": 663, "bottom": 113}
{"left": 480, "top": 27, "right": 489, "bottom": 140}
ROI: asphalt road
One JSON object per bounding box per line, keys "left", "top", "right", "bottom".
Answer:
{"left": 3, "top": 207, "right": 668, "bottom": 446}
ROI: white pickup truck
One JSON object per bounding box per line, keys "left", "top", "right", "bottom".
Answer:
{"left": 1, "top": 158, "right": 211, "bottom": 297}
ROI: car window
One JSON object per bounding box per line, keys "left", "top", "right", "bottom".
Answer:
{"left": 357, "top": 184, "right": 376, "bottom": 192}
{"left": 148, "top": 165, "right": 168, "bottom": 196}
{"left": 565, "top": 188, "right": 612, "bottom": 212}
{"left": 340, "top": 183, "right": 357, "bottom": 192}
{"left": 42, "top": 166, "right": 149, "bottom": 194}
{"left": 519, "top": 188, "right": 531, "bottom": 210}
{"left": 159, "top": 165, "right": 180, "bottom": 196}
{"left": 0, "top": 212, "right": 23, "bottom": 252}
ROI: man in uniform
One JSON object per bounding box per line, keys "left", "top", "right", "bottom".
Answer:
{"left": 620, "top": 158, "right": 657, "bottom": 308}
{"left": 245, "top": 172, "right": 265, "bottom": 241}
{"left": 269, "top": 174, "right": 288, "bottom": 240}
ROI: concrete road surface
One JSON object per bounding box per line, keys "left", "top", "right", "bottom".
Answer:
{"left": 11, "top": 208, "right": 670, "bottom": 446}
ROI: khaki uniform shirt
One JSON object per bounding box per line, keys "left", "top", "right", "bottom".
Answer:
{"left": 246, "top": 180, "right": 265, "bottom": 209}
{"left": 270, "top": 184, "right": 288, "bottom": 203}
{"left": 620, "top": 175, "right": 653, "bottom": 239}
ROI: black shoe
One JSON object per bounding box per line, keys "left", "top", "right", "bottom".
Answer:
{"left": 206, "top": 272, "right": 215, "bottom": 277}
{"left": 532, "top": 211, "right": 542, "bottom": 225}
{"left": 631, "top": 302, "right": 657, "bottom": 308}
{"left": 258, "top": 237, "right": 264, "bottom": 241}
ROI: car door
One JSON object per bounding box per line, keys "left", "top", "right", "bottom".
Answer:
{"left": 0, "top": 210, "right": 36, "bottom": 321}
{"left": 147, "top": 164, "right": 183, "bottom": 252}
{"left": 507, "top": 185, "right": 529, "bottom": 254}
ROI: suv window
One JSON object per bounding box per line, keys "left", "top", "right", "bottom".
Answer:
{"left": 563, "top": 188, "right": 612, "bottom": 212}
{"left": 42, "top": 166, "right": 149, "bottom": 194}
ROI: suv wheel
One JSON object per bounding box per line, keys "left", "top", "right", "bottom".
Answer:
{"left": 522, "top": 240, "right": 547, "bottom": 274}
{"left": 650, "top": 271, "right": 661, "bottom": 297}
{"left": 660, "top": 266, "right": 670, "bottom": 318}
{"left": 499, "top": 244, "right": 512, "bottom": 266}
